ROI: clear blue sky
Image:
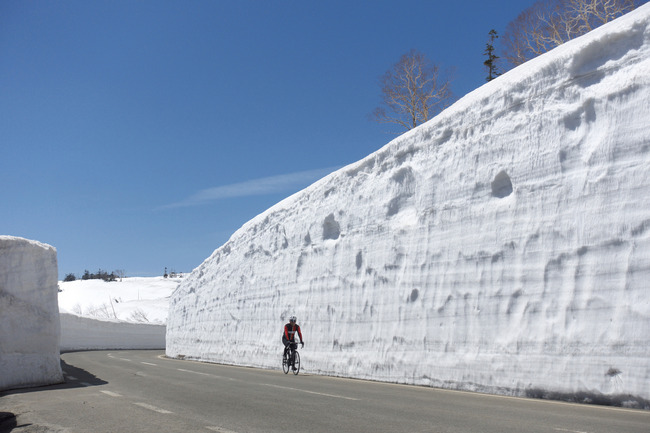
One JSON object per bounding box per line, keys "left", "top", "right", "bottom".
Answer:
{"left": 1, "top": 0, "right": 536, "bottom": 278}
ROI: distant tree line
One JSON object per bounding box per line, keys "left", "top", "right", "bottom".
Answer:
{"left": 163, "top": 267, "right": 183, "bottom": 278}
{"left": 63, "top": 269, "right": 126, "bottom": 282}
{"left": 371, "top": 0, "right": 645, "bottom": 134}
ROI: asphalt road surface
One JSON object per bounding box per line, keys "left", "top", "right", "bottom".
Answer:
{"left": 1, "top": 350, "right": 648, "bottom": 433}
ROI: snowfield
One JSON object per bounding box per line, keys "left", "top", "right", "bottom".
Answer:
{"left": 58, "top": 276, "right": 180, "bottom": 324}
{"left": 57, "top": 276, "right": 178, "bottom": 352}
{"left": 166, "top": 5, "right": 650, "bottom": 408}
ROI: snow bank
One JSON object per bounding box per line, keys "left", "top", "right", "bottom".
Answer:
{"left": 167, "top": 5, "right": 650, "bottom": 407}
{"left": 60, "top": 313, "right": 165, "bottom": 352}
{"left": 0, "top": 236, "right": 63, "bottom": 391}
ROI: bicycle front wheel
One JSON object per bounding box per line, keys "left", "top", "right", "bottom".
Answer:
{"left": 292, "top": 351, "right": 300, "bottom": 375}
{"left": 282, "top": 352, "right": 289, "bottom": 374}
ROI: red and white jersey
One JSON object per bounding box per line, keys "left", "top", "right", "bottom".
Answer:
{"left": 284, "top": 323, "right": 303, "bottom": 342}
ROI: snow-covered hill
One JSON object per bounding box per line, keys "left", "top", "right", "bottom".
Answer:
{"left": 166, "top": 5, "right": 650, "bottom": 407}
{"left": 57, "top": 276, "right": 178, "bottom": 352}
{"left": 58, "top": 276, "right": 180, "bottom": 324}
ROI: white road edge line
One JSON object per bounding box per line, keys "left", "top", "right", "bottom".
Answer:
{"left": 178, "top": 368, "right": 210, "bottom": 376}
{"left": 553, "top": 428, "right": 591, "bottom": 433}
{"left": 107, "top": 353, "right": 131, "bottom": 361}
{"left": 205, "top": 427, "right": 239, "bottom": 433}
{"left": 262, "top": 383, "right": 359, "bottom": 401}
{"left": 133, "top": 402, "right": 173, "bottom": 414}
{"left": 177, "top": 368, "right": 226, "bottom": 379}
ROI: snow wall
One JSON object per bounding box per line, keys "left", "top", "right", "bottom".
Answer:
{"left": 167, "top": 5, "right": 650, "bottom": 407}
{"left": 60, "top": 313, "right": 165, "bottom": 352}
{"left": 0, "top": 236, "right": 63, "bottom": 391}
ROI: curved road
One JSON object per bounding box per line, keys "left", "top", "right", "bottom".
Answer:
{"left": 1, "top": 350, "right": 648, "bottom": 433}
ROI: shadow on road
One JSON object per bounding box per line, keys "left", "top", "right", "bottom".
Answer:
{"left": 0, "top": 412, "right": 17, "bottom": 433}
{"left": 0, "top": 359, "right": 107, "bottom": 397}
{"left": 0, "top": 359, "right": 108, "bottom": 432}
{"left": 59, "top": 358, "right": 108, "bottom": 387}
{"left": 0, "top": 360, "right": 108, "bottom": 433}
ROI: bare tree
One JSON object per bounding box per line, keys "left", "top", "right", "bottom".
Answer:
{"left": 114, "top": 269, "right": 126, "bottom": 282}
{"left": 129, "top": 308, "right": 150, "bottom": 323}
{"left": 502, "top": 0, "right": 642, "bottom": 67}
{"left": 567, "top": 0, "right": 639, "bottom": 34}
{"left": 372, "top": 49, "right": 453, "bottom": 133}
{"left": 502, "top": 0, "right": 571, "bottom": 67}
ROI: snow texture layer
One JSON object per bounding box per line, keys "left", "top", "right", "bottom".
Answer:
{"left": 60, "top": 313, "right": 165, "bottom": 352}
{"left": 0, "top": 236, "right": 63, "bottom": 391}
{"left": 167, "top": 6, "right": 650, "bottom": 406}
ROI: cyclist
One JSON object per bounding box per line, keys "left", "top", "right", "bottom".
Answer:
{"left": 282, "top": 316, "right": 304, "bottom": 369}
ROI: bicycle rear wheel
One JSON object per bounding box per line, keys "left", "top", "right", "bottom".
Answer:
{"left": 282, "top": 352, "right": 289, "bottom": 374}
{"left": 292, "top": 351, "right": 300, "bottom": 375}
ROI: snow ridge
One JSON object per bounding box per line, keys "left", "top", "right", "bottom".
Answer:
{"left": 167, "top": 5, "right": 650, "bottom": 407}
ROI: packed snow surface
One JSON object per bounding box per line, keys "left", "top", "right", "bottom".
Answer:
{"left": 169, "top": 5, "right": 649, "bottom": 407}
{"left": 0, "top": 236, "right": 63, "bottom": 391}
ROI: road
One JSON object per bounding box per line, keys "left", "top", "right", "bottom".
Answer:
{"left": 1, "top": 350, "right": 648, "bottom": 433}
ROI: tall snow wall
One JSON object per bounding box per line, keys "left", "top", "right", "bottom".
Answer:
{"left": 60, "top": 313, "right": 166, "bottom": 352}
{"left": 0, "top": 236, "right": 63, "bottom": 391}
{"left": 167, "top": 5, "right": 650, "bottom": 406}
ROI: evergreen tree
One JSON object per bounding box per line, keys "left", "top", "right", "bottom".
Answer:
{"left": 484, "top": 29, "right": 501, "bottom": 82}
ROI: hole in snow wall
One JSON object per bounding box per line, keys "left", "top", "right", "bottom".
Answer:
{"left": 322, "top": 213, "right": 341, "bottom": 240}
{"left": 491, "top": 170, "right": 513, "bottom": 198}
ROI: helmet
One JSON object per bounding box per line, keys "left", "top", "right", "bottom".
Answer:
{"left": 289, "top": 316, "right": 297, "bottom": 323}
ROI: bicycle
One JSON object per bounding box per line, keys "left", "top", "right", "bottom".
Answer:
{"left": 282, "top": 342, "right": 301, "bottom": 375}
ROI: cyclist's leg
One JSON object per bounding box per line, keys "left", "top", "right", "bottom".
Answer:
{"left": 290, "top": 342, "right": 297, "bottom": 367}
{"left": 282, "top": 335, "right": 290, "bottom": 357}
